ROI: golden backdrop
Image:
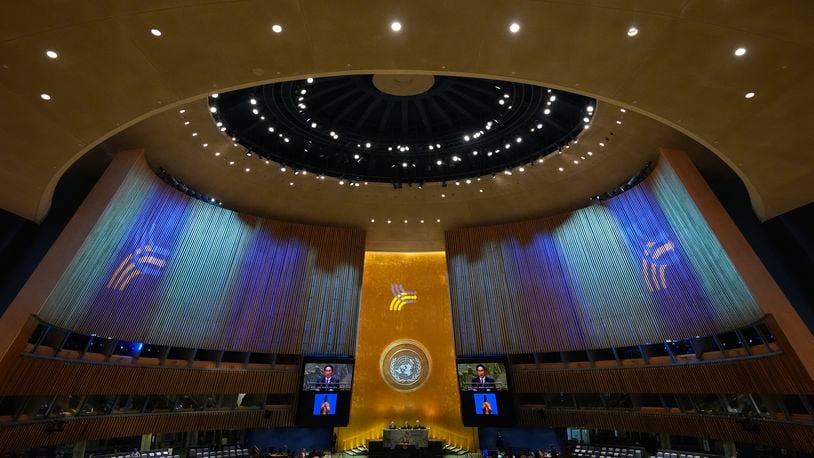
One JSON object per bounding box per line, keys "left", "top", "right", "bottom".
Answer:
{"left": 339, "top": 252, "right": 476, "bottom": 451}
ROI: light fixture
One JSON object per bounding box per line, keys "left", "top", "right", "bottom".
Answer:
{"left": 179, "top": 109, "right": 186, "bottom": 114}
{"left": 202, "top": 143, "right": 208, "bottom": 147}
{"left": 420, "top": 220, "right": 425, "bottom": 224}
{"left": 744, "top": 91, "right": 755, "bottom": 99}
{"left": 209, "top": 106, "right": 217, "bottom": 113}
{"left": 280, "top": 167, "right": 287, "bottom": 172}
{"left": 250, "top": 98, "right": 257, "bottom": 105}
{"left": 245, "top": 168, "right": 251, "bottom": 172}
{"left": 402, "top": 162, "right": 408, "bottom": 167}
{"left": 215, "top": 152, "right": 221, "bottom": 156}
{"left": 509, "top": 23, "right": 520, "bottom": 33}
{"left": 211, "top": 93, "right": 219, "bottom": 98}
{"left": 620, "top": 108, "right": 626, "bottom": 112}
{"left": 573, "top": 160, "right": 579, "bottom": 164}
{"left": 436, "top": 160, "right": 443, "bottom": 165}
{"left": 192, "top": 132, "right": 198, "bottom": 136}
{"left": 150, "top": 28, "right": 162, "bottom": 37}
{"left": 519, "top": 167, "right": 525, "bottom": 172}
{"left": 390, "top": 21, "right": 402, "bottom": 32}
{"left": 229, "top": 161, "right": 235, "bottom": 165}
{"left": 354, "top": 154, "right": 360, "bottom": 159}
{"left": 543, "top": 109, "right": 551, "bottom": 115}
{"left": 404, "top": 220, "right": 408, "bottom": 224}
{"left": 45, "top": 50, "right": 58, "bottom": 59}
{"left": 365, "top": 142, "right": 371, "bottom": 148}
{"left": 586, "top": 106, "right": 594, "bottom": 112}
{"left": 616, "top": 120, "right": 622, "bottom": 124}
{"left": 734, "top": 47, "right": 747, "bottom": 57}
{"left": 272, "top": 24, "right": 283, "bottom": 33}
{"left": 436, "top": 219, "right": 441, "bottom": 223}
{"left": 307, "top": 77, "right": 314, "bottom": 83}
{"left": 627, "top": 26, "right": 638, "bottom": 37}
{"left": 40, "top": 93, "right": 51, "bottom": 101}
{"left": 558, "top": 167, "right": 564, "bottom": 172}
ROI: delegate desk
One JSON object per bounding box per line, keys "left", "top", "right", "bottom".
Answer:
{"left": 382, "top": 429, "right": 429, "bottom": 449}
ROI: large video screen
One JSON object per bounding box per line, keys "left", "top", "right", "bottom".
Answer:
{"left": 296, "top": 358, "right": 353, "bottom": 427}
{"left": 301, "top": 362, "right": 354, "bottom": 391}
{"left": 457, "top": 362, "right": 509, "bottom": 391}
{"left": 312, "top": 393, "right": 338, "bottom": 416}
{"left": 457, "top": 358, "right": 513, "bottom": 426}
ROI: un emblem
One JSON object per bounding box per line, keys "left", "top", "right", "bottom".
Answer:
{"left": 380, "top": 340, "right": 431, "bottom": 392}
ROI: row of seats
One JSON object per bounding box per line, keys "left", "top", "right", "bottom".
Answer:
{"left": 192, "top": 450, "right": 251, "bottom": 458}
{"left": 96, "top": 449, "right": 176, "bottom": 458}
{"left": 573, "top": 445, "right": 643, "bottom": 458}
{"left": 657, "top": 452, "right": 722, "bottom": 458}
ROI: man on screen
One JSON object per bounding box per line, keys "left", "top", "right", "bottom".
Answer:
{"left": 470, "top": 364, "right": 496, "bottom": 391}
{"left": 318, "top": 364, "right": 341, "bottom": 390}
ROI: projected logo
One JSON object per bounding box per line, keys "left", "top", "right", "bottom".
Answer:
{"left": 106, "top": 244, "right": 168, "bottom": 291}
{"left": 642, "top": 240, "right": 675, "bottom": 292}
{"left": 389, "top": 284, "right": 417, "bottom": 311}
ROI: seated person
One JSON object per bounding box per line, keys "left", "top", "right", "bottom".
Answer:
{"left": 413, "top": 420, "right": 426, "bottom": 429}
{"left": 471, "top": 364, "right": 496, "bottom": 391}
{"left": 400, "top": 420, "right": 411, "bottom": 429}
{"left": 388, "top": 421, "right": 397, "bottom": 429}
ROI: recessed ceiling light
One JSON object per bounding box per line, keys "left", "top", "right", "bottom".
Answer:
{"left": 365, "top": 142, "right": 371, "bottom": 148}
{"left": 229, "top": 161, "right": 235, "bottom": 165}
{"left": 354, "top": 154, "right": 360, "bottom": 159}
{"left": 192, "top": 132, "right": 198, "bottom": 136}
{"left": 616, "top": 120, "right": 622, "bottom": 124}
{"left": 620, "top": 108, "right": 626, "bottom": 113}
{"left": 404, "top": 220, "right": 408, "bottom": 224}
{"left": 211, "top": 93, "right": 219, "bottom": 98}
{"left": 179, "top": 109, "right": 186, "bottom": 114}
{"left": 245, "top": 168, "right": 251, "bottom": 172}
{"left": 390, "top": 21, "right": 402, "bottom": 32}
{"left": 280, "top": 167, "right": 287, "bottom": 172}
{"left": 215, "top": 152, "right": 221, "bottom": 156}
{"left": 40, "top": 93, "right": 51, "bottom": 100}
{"left": 402, "top": 162, "right": 408, "bottom": 167}
{"left": 734, "top": 47, "right": 747, "bottom": 57}
{"left": 150, "top": 28, "right": 162, "bottom": 37}
{"left": 573, "top": 160, "right": 579, "bottom": 164}
{"left": 441, "top": 194, "right": 446, "bottom": 198}
{"left": 420, "top": 220, "right": 425, "bottom": 223}
{"left": 519, "top": 167, "right": 525, "bottom": 172}
{"left": 202, "top": 143, "right": 208, "bottom": 147}
{"left": 543, "top": 109, "right": 551, "bottom": 115}
{"left": 586, "top": 106, "right": 594, "bottom": 112}
{"left": 744, "top": 91, "right": 755, "bottom": 99}
{"left": 558, "top": 167, "right": 564, "bottom": 172}
{"left": 45, "top": 50, "right": 58, "bottom": 59}
{"left": 272, "top": 24, "right": 283, "bottom": 33}
{"left": 436, "top": 219, "right": 441, "bottom": 223}
{"left": 306, "top": 77, "right": 314, "bottom": 84}
{"left": 436, "top": 160, "right": 443, "bottom": 165}
{"left": 509, "top": 23, "right": 521, "bottom": 33}
{"left": 209, "top": 106, "right": 217, "bottom": 113}
{"left": 370, "top": 219, "right": 375, "bottom": 223}
{"left": 627, "top": 27, "right": 638, "bottom": 37}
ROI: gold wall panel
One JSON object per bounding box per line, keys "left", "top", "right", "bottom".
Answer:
{"left": 340, "top": 252, "right": 476, "bottom": 451}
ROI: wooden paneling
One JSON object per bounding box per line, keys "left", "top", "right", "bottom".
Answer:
{"left": 512, "top": 354, "right": 814, "bottom": 395}
{"left": 0, "top": 408, "right": 293, "bottom": 453}
{"left": 0, "top": 354, "right": 299, "bottom": 395}
{"left": 516, "top": 406, "right": 814, "bottom": 453}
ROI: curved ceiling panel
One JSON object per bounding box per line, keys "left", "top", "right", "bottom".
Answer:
{"left": 0, "top": 1, "right": 811, "bottom": 222}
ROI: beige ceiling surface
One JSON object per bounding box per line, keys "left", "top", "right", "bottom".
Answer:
{"left": 1, "top": 0, "right": 812, "bottom": 224}
{"left": 106, "top": 97, "right": 706, "bottom": 251}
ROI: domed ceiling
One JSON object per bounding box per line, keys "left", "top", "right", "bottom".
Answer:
{"left": 210, "top": 74, "right": 594, "bottom": 183}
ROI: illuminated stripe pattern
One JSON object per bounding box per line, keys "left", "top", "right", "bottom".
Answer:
{"left": 40, "top": 158, "right": 365, "bottom": 354}
{"left": 446, "top": 160, "right": 760, "bottom": 354}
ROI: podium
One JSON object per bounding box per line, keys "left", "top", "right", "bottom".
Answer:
{"left": 382, "top": 428, "right": 429, "bottom": 449}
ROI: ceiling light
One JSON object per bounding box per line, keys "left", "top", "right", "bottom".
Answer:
{"left": 40, "top": 93, "right": 51, "bottom": 100}
{"left": 192, "top": 132, "right": 198, "bottom": 136}
{"left": 214, "top": 152, "right": 221, "bottom": 156}
{"left": 441, "top": 194, "right": 446, "bottom": 198}
{"left": 307, "top": 78, "right": 314, "bottom": 83}
{"left": 209, "top": 106, "right": 217, "bottom": 113}
{"left": 498, "top": 99, "right": 505, "bottom": 105}
{"left": 268, "top": 127, "right": 275, "bottom": 132}
{"left": 599, "top": 142, "right": 605, "bottom": 147}
{"left": 300, "top": 89, "right": 307, "bottom": 95}
{"left": 436, "top": 219, "right": 441, "bottom": 223}
{"left": 272, "top": 24, "right": 283, "bottom": 33}
{"left": 436, "top": 160, "right": 443, "bottom": 165}
{"left": 150, "top": 28, "right": 162, "bottom": 37}
{"left": 420, "top": 220, "right": 425, "bottom": 224}
{"left": 573, "top": 160, "right": 579, "bottom": 164}
{"left": 509, "top": 23, "right": 521, "bottom": 33}
{"left": 583, "top": 117, "right": 590, "bottom": 123}
{"left": 516, "top": 137, "right": 522, "bottom": 143}
{"left": 311, "top": 122, "right": 317, "bottom": 128}
{"left": 245, "top": 168, "right": 251, "bottom": 172}
{"left": 466, "top": 179, "right": 472, "bottom": 184}
{"left": 387, "top": 220, "right": 391, "bottom": 224}
{"left": 558, "top": 167, "right": 564, "bottom": 172}
{"left": 390, "top": 21, "right": 402, "bottom": 32}
{"left": 627, "top": 26, "right": 638, "bottom": 37}
{"left": 211, "top": 93, "right": 219, "bottom": 98}
{"left": 45, "top": 50, "right": 58, "bottom": 59}
{"left": 280, "top": 167, "right": 287, "bottom": 172}
{"left": 616, "top": 120, "right": 622, "bottom": 124}
{"left": 734, "top": 47, "right": 747, "bottom": 57}
{"left": 472, "top": 151, "right": 478, "bottom": 156}
{"left": 436, "top": 143, "right": 441, "bottom": 148}
{"left": 620, "top": 108, "right": 626, "bottom": 112}
{"left": 744, "top": 91, "right": 755, "bottom": 99}
{"left": 402, "top": 162, "right": 408, "bottom": 167}
{"left": 365, "top": 142, "right": 371, "bottom": 148}
{"left": 519, "top": 167, "right": 525, "bottom": 172}
{"left": 586, "top": 106, "right": 594, "bottom": 112}
{"left": 179, "top": 109, "right": 186, "bottom": 114}
{"left": 543, "top": 109, "right": 551, "bottom": 115}
{"left": 404, "top": 220, "right": 408, "bottom": 224}
{"left": 202, "top": 143, "right": 208, "bottom": 147}
{"left": 587, "top": 151, "right": 593, "bottom": 155}
{"left": 464, "top": 135, "right": 470, "bottom": 141}
{"left": 354, "top": 154, "right": 360, "bottom": 159}
{"left": 339, "top": 180, "right": 345, "bottom": 185}
{"left": 229, "top": 161, "right": 235, "bottom": 165}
